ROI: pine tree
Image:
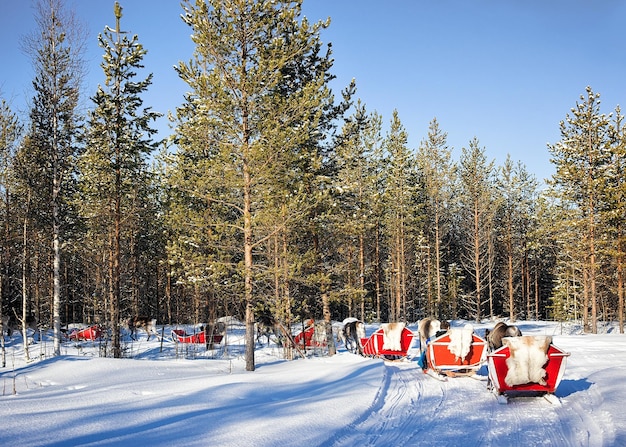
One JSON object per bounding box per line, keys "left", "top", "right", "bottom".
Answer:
{"left": 0, "top": 98, "right": 21, "bottom": 366}
{"left": 383, "top": 110, "right": 418, "bottom": 321}
{"left": 333, "top": 101, "right": 382, "bottom": 321}
{"left": 548, "top": 86, "right": 612, "bottom": 333}
{"left": 417, "top": 118, "right": 455, "bottom": 318}
{"left": 80, "top": 2, "right": 160, "bottom": 357}
{"left": 458, "top": 137, "right": 496, "bottom": 321}
{"left": 171, "top": 0, "right": 335, "bottom": 370}
{"left": 496, "top": 156, "right": 538, "bottom": 320}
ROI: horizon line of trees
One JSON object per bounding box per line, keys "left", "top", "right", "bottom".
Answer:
{"left": 1, "top": 1, "right": 624, "bottom": 368}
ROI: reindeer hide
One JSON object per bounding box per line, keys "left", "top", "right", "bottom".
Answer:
{"left": 381, "top": 322, "right": 405, "bottom": 351}
{"left": 447, "top": 324, "right": 474, "bottom": 360}
{"left": 504, "top": 335, "right": 552, "bottom": 387}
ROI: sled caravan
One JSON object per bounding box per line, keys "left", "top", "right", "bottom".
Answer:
{"left": 335, "top": 317, "right": 570, "bottom": 404}
{"left": 5, "top": 310, "right": 569, "bottom": 403}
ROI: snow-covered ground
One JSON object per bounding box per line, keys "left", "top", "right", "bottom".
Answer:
{"left": 1, "top": 319, "right": 624, "bottom": 447}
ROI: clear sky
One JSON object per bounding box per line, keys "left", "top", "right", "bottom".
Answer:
{"left": 2, "top": 0, "right": 626, "bottom": 185}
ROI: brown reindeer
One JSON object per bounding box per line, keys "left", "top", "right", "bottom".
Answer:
{"left": 127, "top": 316, "right": 159, "bottom": 341}
{"left": 485, "top": 321, "right": 522, "bottom": 351}
{"left": 256, "top": 313, "right": 279, "bottom": 346}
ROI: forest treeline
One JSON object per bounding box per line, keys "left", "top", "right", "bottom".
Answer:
{"left": 1, "top": 0, "right": 624, "bottom": 367}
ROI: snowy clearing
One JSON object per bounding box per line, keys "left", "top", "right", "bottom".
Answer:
{"left": 1, "top": 320, "right": 624, "bottom": 446}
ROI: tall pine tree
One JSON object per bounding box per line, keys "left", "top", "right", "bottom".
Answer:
{"left": 383, "top": 110, "right": 418, "bottom": 321}
{"left": 458, "top": 137, "right": 496, "bottom": 321}
{"left": 548, "top": 86, "right": 612, "bottom": 333}
{"left": 0, "top": 98, "right": 21, "bottom": 366}
{"left": 171, "top": 0, "right": 335, "bottom": 370}
{"left": 417, "top": 118, "right": 455, "bottom": 318}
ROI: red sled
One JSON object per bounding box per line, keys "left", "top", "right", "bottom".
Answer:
{"left": 171, "top": 329, "right": 223, "bottom": 345}
{"left": 487, "top": 336, "right": 569, "bottom": 401}
{"left": 426, "top": 331, "right": 487, "bottom": 376}
{"left": 69, "top": 325, "right": 103, "bottom": 341}
{"left": 361, "top": 326, "right": 414, "bottom": 360}
{"left": 294, "top": 326, "right": 326, "bottom": 348}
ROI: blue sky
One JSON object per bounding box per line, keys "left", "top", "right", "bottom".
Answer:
{"left": 2, "top": 1, "right": 625, "bottom": 185}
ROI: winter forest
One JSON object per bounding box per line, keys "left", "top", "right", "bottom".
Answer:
{"left": 1, "top": 0, "right": 624, "bottom": 370}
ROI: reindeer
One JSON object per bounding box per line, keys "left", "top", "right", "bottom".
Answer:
{"left": 418, "top": 318, "right": 451, "bottom": 352}
{"left": 485, "top": 321, "right": 522, "bottom": 351}
{"left": 337, "top": 319, "right": 365, "bottom": 355}
{"left": 4, "top": 314, "right": 41, "bottom": 341}
{"left": 127, "top": 316, "right": 159, "bottom": 341}
{"left": 1, "top": 314, "right": 9, "bottom": 339}
{"left": 256, "top": 313, "right": 279, "bottom": 346}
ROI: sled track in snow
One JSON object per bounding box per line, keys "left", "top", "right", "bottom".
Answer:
{"left": 325, "top": 361, "right": 602, "bottom": 446}
{"left": 326, "top": 361, "right": 447, "bottom": 446}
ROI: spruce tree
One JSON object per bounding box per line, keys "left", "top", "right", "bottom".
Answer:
{"left": 81, "top": 2, "right": 160, "bottom": 357}
{"left": 334, "top": 101, "right": 382, "bottom": 321}
{"left": 496, "top": 156, "right": 538, "bottom": 320}
{"left": 609, "top": 107, "right": 626, "bottom": 333}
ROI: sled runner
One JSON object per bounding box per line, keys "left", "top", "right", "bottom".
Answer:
{"left": 171, "top": 329, "right": 223, "bottom": 345}
{"left": 361, "top": 324, "right": 414, "bottom": 360}
{"left": 487, "top": 335, "right": 569, "bottom": 403}
{"left": 425, "top": 329, "right": 487, "bottom": 377}
{"left": 293, "top": 325, "right": 326, "bottom": 348}
{"left": 68, "top": 325, "right": 103, "bottom": 341}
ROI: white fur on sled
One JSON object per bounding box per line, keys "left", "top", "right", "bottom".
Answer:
{"left": 447, "top": 324, "right": 474, "bottom": 360}
{"left": 382, "top": 322, "right": 405, "bottom": 351}
{"left": 503, "top": 335, "right": 552, "bottom": 387}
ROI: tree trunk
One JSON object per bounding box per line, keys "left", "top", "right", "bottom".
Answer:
{"left": 473, "top": 201, "right": 481, "bottom": 322}
{"left": 322, "top": 290, "right": 335, "bottom": 356}
{"left": 22, "top": 195, "right": 31, "bottom": 361}
{"left": 243, "top": 151, "right": 255, "bottom": 371}
{"left": 618, "top": 244, "right": 624, "bottom": 334}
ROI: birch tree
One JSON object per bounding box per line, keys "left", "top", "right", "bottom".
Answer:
{"left": 21, "top": 0, "right": 85, "bottom": 355}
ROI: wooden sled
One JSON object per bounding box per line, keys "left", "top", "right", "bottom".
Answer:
{"left": 171, "top": 329, "right": 223, "bottom": 345}
{"left": 426, "top": 331, "right": 487, "bottom": 377}
{"left": 361, "top": 326, "right": 414, "bottom": 360}
{"left": 68, "top": 325, "right": 103, "bottom": 341}
{"left": 487, "top": 337, "right": 569, "bottom": 403}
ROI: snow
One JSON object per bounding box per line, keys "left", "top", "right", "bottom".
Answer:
{"left": 1, "top": 320, "right": 625, "bottom": 446}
